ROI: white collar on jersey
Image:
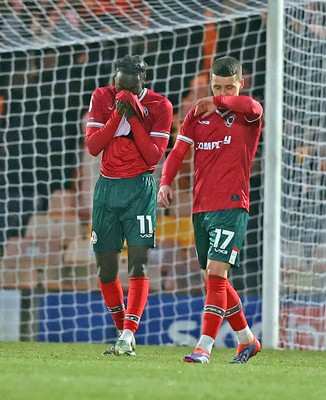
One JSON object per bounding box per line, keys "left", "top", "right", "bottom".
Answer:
{"left": 215, "top": 108, "right": 231, "bottom": 118}
{"left": 138, "top": 88, "right": 147, "bottom": 101}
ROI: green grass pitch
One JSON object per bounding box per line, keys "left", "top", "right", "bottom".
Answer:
{"left": 0, "top": 342, "right": 325, "bottom": 400}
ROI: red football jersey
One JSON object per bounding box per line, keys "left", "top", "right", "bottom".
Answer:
{"left": 86, "top": 86, "right": 173, "bottom": 178}
{"left": 162, "top": 96, "right": 263, "bottom": 213}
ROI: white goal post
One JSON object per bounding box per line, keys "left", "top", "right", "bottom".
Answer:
{"left": 0, "top": 0, "right": 325, "bottom": 351}
{"left": 262, "top": 0, "right": 284, "bottom": 349}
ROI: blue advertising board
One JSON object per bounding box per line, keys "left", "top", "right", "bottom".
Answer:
{"left": 38, "top": 292, "right": 262, "bottom": 348}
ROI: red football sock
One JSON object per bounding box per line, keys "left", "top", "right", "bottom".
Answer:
{"left": 201, "top": 275, "right": 227, "bottom": 339}
{"left": 225, "top": 280, "right": 248, "bottom": 331}
{"left": 99, "top": 278, "right": 125, "bottom": 331}
{"left": 123, "top": 276, "right": 149, "bottom": 333}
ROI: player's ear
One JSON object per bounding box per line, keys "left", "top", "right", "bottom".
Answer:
{"left": 240, "top": 78, "right": 245, "bottom": 89}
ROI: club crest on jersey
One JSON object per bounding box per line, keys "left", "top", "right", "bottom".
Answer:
{"left": 143, "top": 106, "right": 148, "bottom": 116}
{"left": 225, "top": 114, "right": 236, "bottom": 127}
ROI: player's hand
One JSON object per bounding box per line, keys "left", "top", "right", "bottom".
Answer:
{"left": 115, "top": 99, "right": 125, "bottom": 116}
{"left": 194, "top": 97, "right": 216, "bottom": 118}
{"left": 115, "top": 100, "right": 136, "bottom": 119}
{"left": 157, "top": 185, "right": 174, "bottom": 208}
{"left": 123, "top": 102, "right": 136, "bottom": 119}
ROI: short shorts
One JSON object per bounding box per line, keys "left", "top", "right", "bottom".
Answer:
{"left": 193, "top": 208, "right": 249, "bottom": 269}
{"left": 91, "top": 172, "right": 157, "bottom": 253}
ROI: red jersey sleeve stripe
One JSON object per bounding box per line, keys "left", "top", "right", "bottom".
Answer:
{"left": 86, "top": 121, "right": 104, "bottom": 128}
{"left": 150, "top": 132, "right": 170, "bottom": 139}
{"left": 177, "top": 134, "right": 193, "bottom": 145}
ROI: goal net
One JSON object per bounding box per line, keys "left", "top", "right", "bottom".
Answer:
{"left": 280, "top": 0, "right": 326, "bottom": 350}
{"left": 0, "top": 0, "right": 324, "bottom": 351}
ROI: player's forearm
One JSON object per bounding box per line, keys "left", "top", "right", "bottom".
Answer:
{"left": 213, "top": 96, "right": 263, "bottom": 119}
{"left": 128, "top": 116, "right": 168, "bottom": 166}
{"left": 160, "top": 139, "right": 189, "bottom": 186}
{"left": 85, "top": 111, "right": 122, "bottom": 156}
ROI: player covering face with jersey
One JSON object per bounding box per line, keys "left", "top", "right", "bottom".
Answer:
{"left": 158, "top": 56, "right": 263, "bottom": 364}
{"left": 86, "top": 55, "right": 173, "bottom": 356}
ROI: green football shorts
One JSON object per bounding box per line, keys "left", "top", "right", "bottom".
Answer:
{"left": 91, "top": 172, "right": 157, "bottom": 253}
{"left": 193, "top": 208, "right": 249, "bottom": 269}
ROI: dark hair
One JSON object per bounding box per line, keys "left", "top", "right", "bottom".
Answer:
{"left": 115, "top": 55, "right": 148, "bottom": 80}
{"left": 211, "top": 56, "right": 242, "bottom": 80}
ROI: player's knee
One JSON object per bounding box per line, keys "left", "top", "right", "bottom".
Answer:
{"left": 96, "top": 252, "right": 119, "bottom": 283}
{"left": 98, "top": 267, "right": 118, "bottom": 284}
{"left": 129, "top": 262, "right": 148, "bottom": 277}
{"left": 128, "top": 246, "right": 149, "bottom": 277}
{"left": 206, "top": 259, "right": 230, "bottom": 278}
